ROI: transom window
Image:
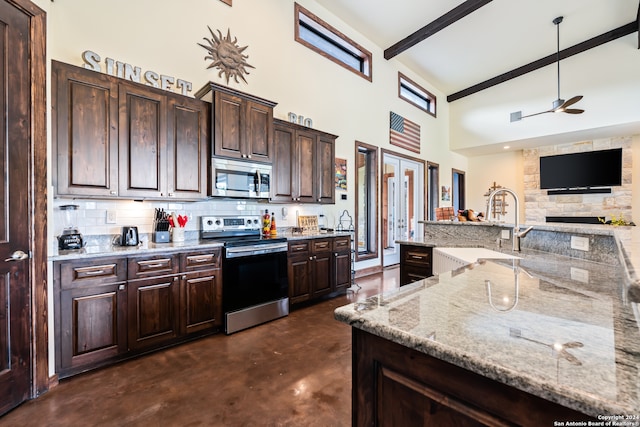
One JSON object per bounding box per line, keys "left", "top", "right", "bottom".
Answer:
{"left": 398, "top": 73, "right": 436, "bottom": 117}
{"left": 295, "top": 3, "right": 372, "bottom": 81}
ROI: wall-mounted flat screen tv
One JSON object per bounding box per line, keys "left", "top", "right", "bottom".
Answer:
{"left": 539, "top": 148, "right": 622, "bottom": 190}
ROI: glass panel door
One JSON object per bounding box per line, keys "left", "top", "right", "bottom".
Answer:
{"left": 382, "top": 153, "right": 424, "bottom": 266}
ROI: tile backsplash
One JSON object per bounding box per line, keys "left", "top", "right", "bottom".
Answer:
{"left": 52, "top": 198, "right": 333, "bottom": 241}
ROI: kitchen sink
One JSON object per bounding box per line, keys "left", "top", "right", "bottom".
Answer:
{"left": 433, "top": 247, "right": 521, "bottom": 275}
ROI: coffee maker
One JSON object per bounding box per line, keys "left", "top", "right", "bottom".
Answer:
{"left": 56, "top": 204, "right": 84, "bottom": 250}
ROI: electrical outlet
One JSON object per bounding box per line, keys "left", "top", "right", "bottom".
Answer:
{"left": 570, "top": 267, "right": 589, "bottom": 283}
{"left": 501, "top": 230, "right": 510, "bottom": 239}
{"left": 106, "top": 210, "right": 117, "bottom": 224}
{"left": 570, "top": 236, "right": 589, "bottom": 251}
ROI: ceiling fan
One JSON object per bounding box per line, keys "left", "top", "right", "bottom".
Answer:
{"left": 510, "top": 16, "right": 585, "bottom": 122}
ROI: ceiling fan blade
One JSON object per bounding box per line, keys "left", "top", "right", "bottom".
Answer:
{"left": 561, "top": 95, "right": 583, "bottom": 109}
{"left": 520, "top": 109, "right": 554, "bottom": 119}
{"left": 563, "top": 108, "right": 584, "bottom": 114}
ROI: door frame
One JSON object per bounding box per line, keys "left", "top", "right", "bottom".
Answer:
{"left": 380, "top": 149, "right": 426, "bottom": 267}
{"left": 8, "top": 0, "right": 48, "bottom": 398}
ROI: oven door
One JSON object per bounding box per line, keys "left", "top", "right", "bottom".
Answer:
{"left": 211, "top": 158, "right": 271, "bottom": 198}
{"left": 222, "top": 247, "right": 288, "bottom": 333}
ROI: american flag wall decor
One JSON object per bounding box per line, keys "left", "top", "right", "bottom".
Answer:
{"left": 389, "top": 111, "right": 420, "bottom": 153}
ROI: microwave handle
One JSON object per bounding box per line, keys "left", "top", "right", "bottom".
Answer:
{"left": 255, "top": 169, "right": 261, "bottom": 196}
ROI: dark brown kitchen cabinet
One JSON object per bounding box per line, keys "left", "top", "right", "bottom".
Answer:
{"left": 53, "top": 61, "right": 209, "bottom": 200}
{"left": 272, "top": 119, "right": 337, "bottom": 204}
{"left": 180, "top": 249, "right": 223, "bottom": 335}
{"left": 195, "top": 82, "right": 276, "bottom": 163}
{"left": 127, "top": 254, "right": 180, "bottom": 352}
{"left": 167, "top": 96, "right": 210, "bottom": 199}
{"left": 53, "top": 257, "right": 128, "bottom": 378}
{"left": 400, "top": 244, "right": 433, "bottom": 286}
{"left": 287, "top": 236, "right": 351, "bottom": 306}
{"left": 311, "top": 239, "right": 333, "bottom": 298}
{"left": 353, "top": 329, "right": 593, "bottom": 426}
{"left": 118, "top": 81, "right": 167, "bottom": 199}
{"left": 53, "top": 60, "right": 119, "bottom": 198}
{"left": 333, "top": 236, "right": 351, "bottom": 293}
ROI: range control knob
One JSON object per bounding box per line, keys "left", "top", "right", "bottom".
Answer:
{"left": 215, "top": 219, "right": 221, "bottom": 226}
{"left": 206, "top": 219, "right": 214, "bottom": 226}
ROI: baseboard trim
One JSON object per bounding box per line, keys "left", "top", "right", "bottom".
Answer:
{"left": 355, "top": 265, "right": 383, "bottom": 278}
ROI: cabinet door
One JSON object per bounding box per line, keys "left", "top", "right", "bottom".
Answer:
{"left": 166, "top": 95, "right": 209, "bottom": 200}
{"left": 287, "top": 254, "right": 312, "bottom": 304}
{"left": 213, "top": 91, "right": 243, "bottom": 159}
{"left": 245, "top": 100, "right": 273, "bottom": 162}
{"left": 295, "top": 129, "right": 317, "bottom": 203}
{"left": 182, "top": 270, "right": 222, "bottom": 335}
{"left": 316, "top": 134, "right": 336, "bottom": 204}
{"left": 271, "top": 124, "right": 296, "bottom": 202}
{"left": 53, "top": 61, "right": 118, "bottom": 197}
{"left": 118, "top": 82, "right": 167, "bottom": 198}
{"left": 128, "top": 275, "right": 180, "bottom": 352}
{"left": 58, "top": 282, "right": 127, "bottom": 376}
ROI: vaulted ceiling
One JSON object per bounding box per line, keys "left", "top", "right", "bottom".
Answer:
{"left": 314, "top": 0, "right": 640, "bottom": 155}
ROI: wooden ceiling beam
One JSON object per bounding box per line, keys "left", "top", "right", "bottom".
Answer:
{"left": 447, "top": 21, "right": 638, "bottom": 102}
{"left": 384, "top": 0, "right": 493, "bottom": 60}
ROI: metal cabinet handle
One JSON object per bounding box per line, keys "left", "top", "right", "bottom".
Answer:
{"left": 118, "top": 284, "right": 125, "bottom": 291}
{"left": 110, "top": 190, "right": 117, "bottom": 195}
{"left": 4, "top": 250, "right": 29, "bottom": 262}
{"left": 182, "top": 275, "right": 187, "bottom": 280}
{"left": 83, "top": 269, "right": 106, "bottom": 276}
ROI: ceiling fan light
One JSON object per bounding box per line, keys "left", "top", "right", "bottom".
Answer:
{"left": 552, "top": 98, "right": 565, "bottom": 110}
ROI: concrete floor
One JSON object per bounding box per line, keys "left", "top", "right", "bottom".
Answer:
{"left": 2, "top": 267, "right": 399, "bottom": 427}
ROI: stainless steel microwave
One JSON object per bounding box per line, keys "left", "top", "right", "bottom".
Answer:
{"left": 210, "top": 158, "right": 271, "bottom": 199}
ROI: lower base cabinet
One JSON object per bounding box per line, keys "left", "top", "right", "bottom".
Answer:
{"left": 353, "top": 328, "right": 593, "bottom": 426}
{"left": 288, "top": 235, "right": 351, "bottom": 305}
{"left": 127, "top": 274, "right": 181, "bottom": 352}
{"left": 400, "top": 244, "right": 433, "bottom": 286}
{"left": 54, "top": 248, "right": 222, "bottom": 378}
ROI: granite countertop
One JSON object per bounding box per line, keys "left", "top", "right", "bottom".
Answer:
{"left": 49, "top": 231, "right": 353, "bottom": 261}
{"left": 335, "top": 250, "right": 640, "bottom": 417}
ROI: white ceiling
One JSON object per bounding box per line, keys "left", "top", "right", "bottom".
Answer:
{"left": 314, "top": 0, "right": 640, "bottom": 154}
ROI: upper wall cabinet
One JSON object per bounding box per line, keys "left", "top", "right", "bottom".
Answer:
{"left": 53, "top": 61, "right": 210, "bottom": 200}
{"left": 271, "top": 119, "right": 337, "bottom": 204}
{"left": 195, "top": 82, "right": 277, "bottom": 163}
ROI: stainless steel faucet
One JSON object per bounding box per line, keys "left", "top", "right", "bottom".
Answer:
{"left": 486, "top": 188, "right": 533, "bottom": 251}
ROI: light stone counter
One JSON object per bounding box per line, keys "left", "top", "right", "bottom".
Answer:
{"left": 335, "top": 253, "right": 640, "bottom": 417}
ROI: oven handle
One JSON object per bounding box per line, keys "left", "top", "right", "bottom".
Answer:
{"left": 225, "top": 243, "right": 288, "bottom": 258}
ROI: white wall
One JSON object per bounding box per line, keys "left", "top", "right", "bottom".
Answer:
{"left": 466, "top": 150, "right": 523, "bottom": 224}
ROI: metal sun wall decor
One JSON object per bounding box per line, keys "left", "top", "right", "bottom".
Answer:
{"left": 199, "top": 26, "right": 254, "bottom": 84}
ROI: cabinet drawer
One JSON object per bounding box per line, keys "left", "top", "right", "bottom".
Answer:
{"left": 333, "top": 236, "right": 351, "bottom": 252}
{"left": 58, "top": 258, "right": 126, "bottom": 289}
{"left": 289, "top": 241, "right": 310, "bottom": 254}
{"left": 182, "top": 249, "right": 221, "bottom": 271}
{"left": 312, "top": 239, "right": 332, "bottom": 253}
{"left": 403, "top": 248, "right": 432, "bottom": 266}
{"left": 128, "top": 254, "right": 179, "bottom": 279}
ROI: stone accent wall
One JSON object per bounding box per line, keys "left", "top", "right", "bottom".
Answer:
{"left": 523, "top": 136, "right": 633, "bottom": 224}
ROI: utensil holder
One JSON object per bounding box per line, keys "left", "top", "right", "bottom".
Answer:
{"left": 171, "top": 227, "right": 185, "bottom": 242}
{"left": 153, "top": 231, "right": 170, "bottom": 243}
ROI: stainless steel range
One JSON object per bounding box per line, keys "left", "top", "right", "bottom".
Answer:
{"left": 201, "top": 215, "right": 289, "bottom": 334}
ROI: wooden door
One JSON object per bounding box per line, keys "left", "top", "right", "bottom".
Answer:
{"left": 53, "top": 61, "right": 119, "bottom": 197}
{"left": 245, "top": 100, "right": 273, "bottom": 162}
{"left": 295, "top": 129, "right": 316, "bottom": 203}
{"left": 166, "top": 95, "right": 209, "bottom": 199}
{"left": 128, "top": 275, "right": 180, "bottom": 352}
{"left": 271, "top": 123, "right": 295, "bottom": 202}
{"left": 213, "top": 91, "right": 243, "bottom": 159}
{"left": 316, "top": 134, "right": 336, "bottom": 204}
{"left": 0, "top": 0, "right": 44, "bottom": 414}
{"left": 182, "top": 270, "right": 222, "bottom": 335}
{"left": 118, "top": 82, "right": 167, "bottom": 198}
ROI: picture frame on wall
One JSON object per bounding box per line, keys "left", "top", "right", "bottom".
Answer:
{"left": 335, "top": 157, "right": 347, "bottom": 191}
{"left": 441, "top": 186, "right": 451, "bottom": 201}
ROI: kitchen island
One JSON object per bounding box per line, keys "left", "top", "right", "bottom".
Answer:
{"left": 336, "top": 222, "right": 640, "bottom": 426}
